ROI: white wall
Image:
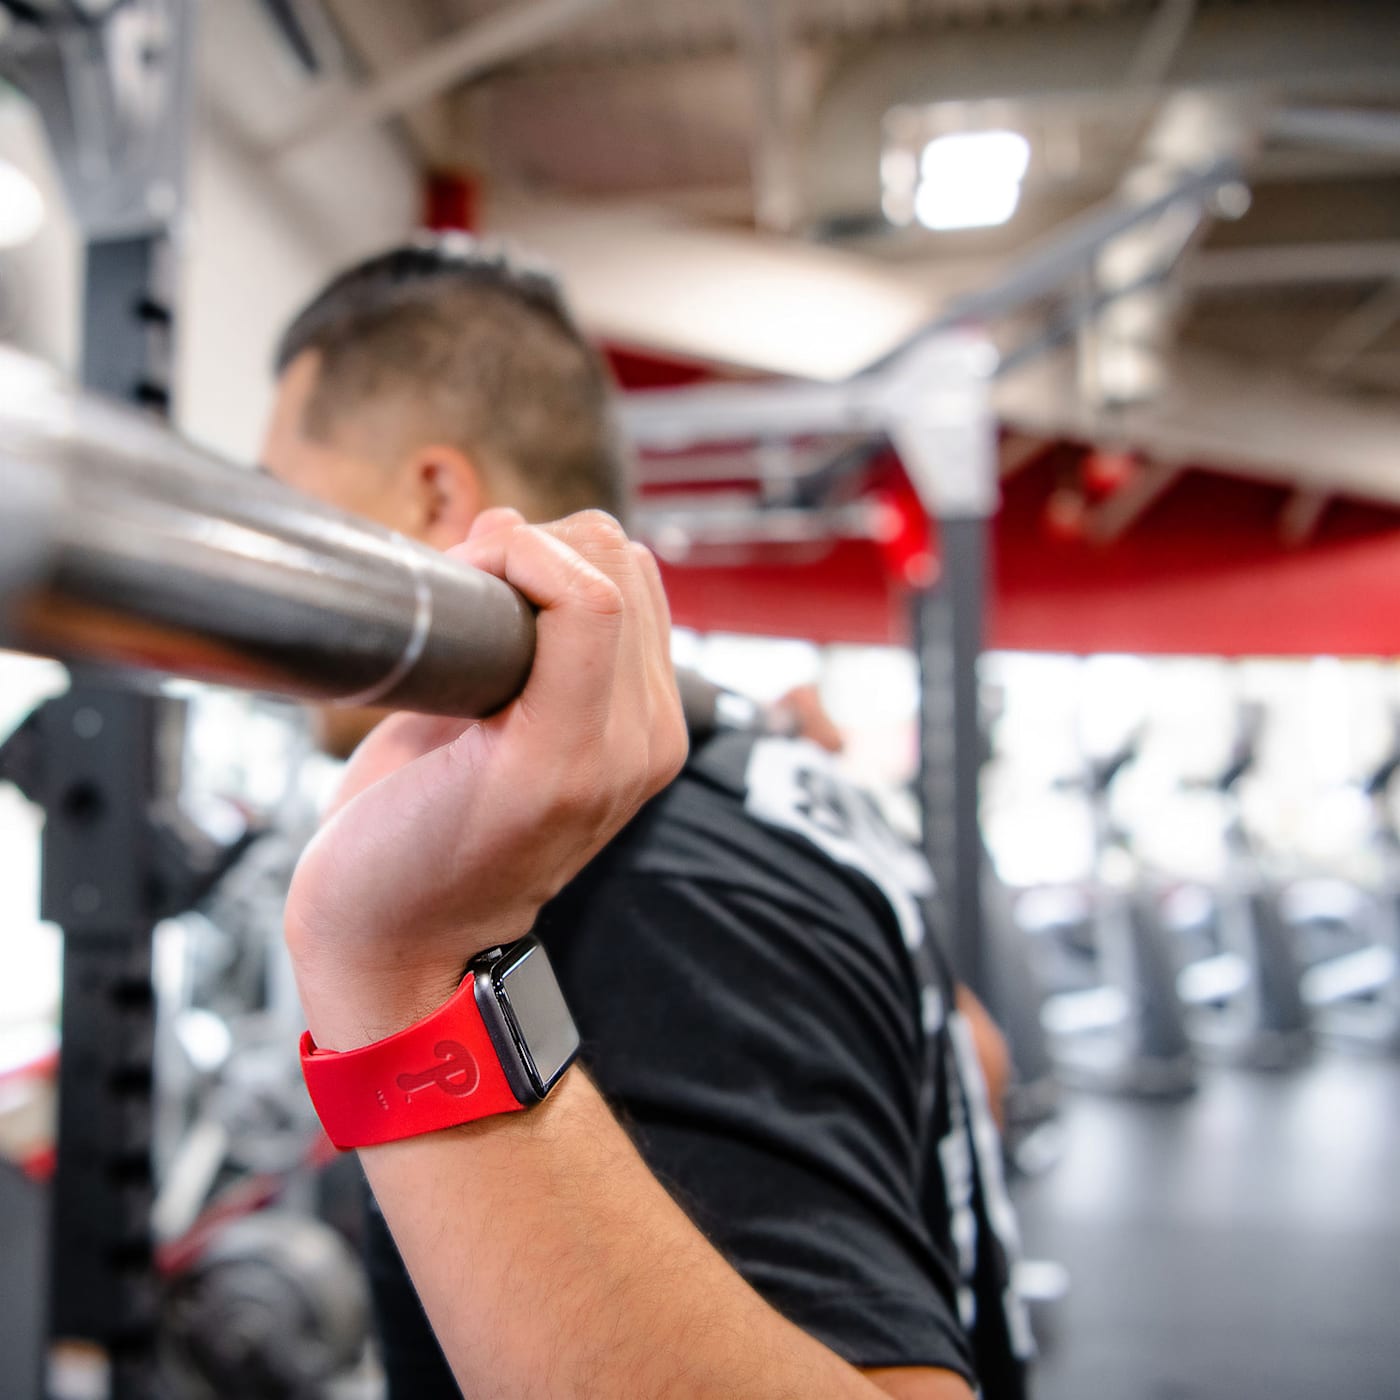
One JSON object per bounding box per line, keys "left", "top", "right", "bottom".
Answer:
{"left": 177, "top": 0, "right": 421, "bottom": 461}
{"left": 0, "top": 0, "right": 421, "bottom": 462}
{"left": 0, "top": 92, "right": 81, "bottom": 374}
{"left": 175, "top": 115, "right": 417, "bottom": 461}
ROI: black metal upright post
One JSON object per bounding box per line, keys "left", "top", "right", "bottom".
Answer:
{"left": 1, "top": 250, "right": 185, "bottom": 1394}
{"left": 891, "top": 334, "right": 998, "bottom": 1001}
{"left": 36, "top": 687, "right": 185, "bottom": 1399}
{"left": 914, "top": 517, "right": 989, "bottom": 998}
{"left": 52, "top": 229, "right": 180, "bottom": 1400}
{"left": 81, "top": 237, "right": 177, "bottom": 413}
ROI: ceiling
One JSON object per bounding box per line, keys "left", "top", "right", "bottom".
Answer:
{"left": 278, "top": 0, "right": 1400, "bottom": 508}
{"left": 368, "top": 0, "right": 1159, "bottom": 69}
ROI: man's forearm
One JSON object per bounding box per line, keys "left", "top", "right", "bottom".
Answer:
{"left": 361, "top": 1070, "right": 952, "bottom": 1399}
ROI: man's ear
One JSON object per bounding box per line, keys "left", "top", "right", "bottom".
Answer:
{"left": 406, "top": 444, "right": 487, "bottom": 550}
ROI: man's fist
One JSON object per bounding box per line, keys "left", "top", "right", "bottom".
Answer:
{"left": 285, "top": 509, "right": 688, "bottom": 1051}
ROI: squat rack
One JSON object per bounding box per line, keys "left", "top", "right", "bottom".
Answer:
{"left": 1, "top": 3, "right": 201, "bottom": 1396}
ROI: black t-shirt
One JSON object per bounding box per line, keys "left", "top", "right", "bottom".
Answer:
{"left": 365, "top": 732, "right": 1031, "bottom": 1398}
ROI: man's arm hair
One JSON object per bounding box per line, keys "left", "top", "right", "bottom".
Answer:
{"left": 362, "top": 1067, "right": 974, "bottom": 1399}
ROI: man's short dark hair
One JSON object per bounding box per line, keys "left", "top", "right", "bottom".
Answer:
{"left": 275, "top": 235, "right": 631, "bottom": 521}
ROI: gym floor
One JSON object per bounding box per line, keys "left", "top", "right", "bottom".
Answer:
{"left": 3, "top": 1052, "right": 1397, "bottom": 1398}
{"left": 1016, "top": 1049, "right": 1400, "bottom": 1400}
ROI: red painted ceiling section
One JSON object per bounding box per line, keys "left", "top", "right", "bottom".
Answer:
{"left": 609, "top": 347, "right": 1400, "bottom": 656}
{"left": 993, "top": 455, "right": 1400, "bottom": 656}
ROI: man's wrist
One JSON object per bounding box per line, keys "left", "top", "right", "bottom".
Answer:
{"left": 287, "top": 911, "right": 539, "bottom": 1052}
{"left": 299, "top": 933, "right": 580, "bottom": 1148}
{"left": 298, "top": 963, "right": 467, "bottom": 1052}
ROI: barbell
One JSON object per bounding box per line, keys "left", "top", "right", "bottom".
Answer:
{"left": 0, "top": 346, "right": 536, "bottom": 718}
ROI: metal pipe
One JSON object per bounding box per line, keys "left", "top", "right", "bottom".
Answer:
{"left": 638, "top": 498, "right": 887, "bottom": 554}
{"left": 622, "top": 164, "right": 1239, "bottom": 453}
{"left": 0, "top": 348, "right": 536, "bottom": 717}
{"left": 1187, "top": 240, "right": 1400, "bottom": 290}
{"left": 921, "top": 160, "right": 1240, "bottom": 337}
{"left": 1272, "top": 106, "right": 1400, "bottom": 157}
{"left": 270, "top": 0, "right": 616, "bottom": 158}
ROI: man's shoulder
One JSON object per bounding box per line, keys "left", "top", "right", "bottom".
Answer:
{"left": 571, "top": 730, "right": 935, "bottom": 950}
{"left": 608, "top": 731, "right": 847, "bottom": 879}
{"left": 585, "top": 731, "right": 838, "bottom": 898}
{"left": 541, "top": 729, "right": 936, "bottom": 1096}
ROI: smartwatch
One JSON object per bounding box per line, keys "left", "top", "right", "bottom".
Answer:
{"left": 300, "top": 935, "right": 580, "bottom": 1149}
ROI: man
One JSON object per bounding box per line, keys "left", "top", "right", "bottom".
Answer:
{"left": 263, "top": 237, "right": 1030, "bottom": 1398}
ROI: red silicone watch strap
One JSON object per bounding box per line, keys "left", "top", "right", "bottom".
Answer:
{"left": 300, "top": 972, "right": 525, "bottom": 1149}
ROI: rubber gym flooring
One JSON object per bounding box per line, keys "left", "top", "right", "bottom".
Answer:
{"left": 2, "top": 1051, "right": 1396, "bottom": 1398}
{"left": 1015, "top": 1049, "right": 1400, "bottom": 1400}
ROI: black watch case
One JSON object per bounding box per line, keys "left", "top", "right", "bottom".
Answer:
{"left": 471, "top": 937, "right": 580, "bottom": 1104}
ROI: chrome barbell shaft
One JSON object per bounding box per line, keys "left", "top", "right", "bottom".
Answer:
{"left": 0, "top": 347, "right": 535, "bottom": 717}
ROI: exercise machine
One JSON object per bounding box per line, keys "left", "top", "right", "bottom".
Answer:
{"left": 1175, "top": 703, "right": 1312, "bottom": 1068}
{"left": 1297, "top": 716, "right": 1400, "bottom": 1052}
{"left": 1035, "top": 733, "right": 1197, "bottom": 1097}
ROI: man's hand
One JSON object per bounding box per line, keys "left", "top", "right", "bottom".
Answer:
{"left": 284, "top": 507, "right": 688, "bottom": 1050}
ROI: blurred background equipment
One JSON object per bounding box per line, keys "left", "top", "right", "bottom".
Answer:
{"left": 161, "top": 1211, "right": 368, "bottom": 1400}
{"left": 1173, "top": 701, "right": 1313, "bottom": 1068}
{"left": 1295, "top": 713, "right": 1400, "bottom": 1050}
{"left": 2, "top": 0, "right": 1400, "bottom": 1398}
{"left": 1034, "top": 728, "right": 1197, "bottom": 1098}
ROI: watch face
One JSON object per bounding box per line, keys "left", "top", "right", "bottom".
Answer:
{"left": 495, "top": 941, "right": 579, "bottom": 1097}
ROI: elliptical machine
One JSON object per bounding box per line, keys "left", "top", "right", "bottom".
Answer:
{"left": 1298, "top": 717, "right": 1400, "bottom": 1052}
{"left": 1175, "top": 703, "right": 1312, "bottom": 1069}
{"left": 1036, "top": 734, "right": 1197, "bottom": 1097}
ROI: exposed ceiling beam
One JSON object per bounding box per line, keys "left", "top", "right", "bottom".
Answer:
{"left": 491, "top": 191, "right": 1400, "bottom": 379}
{"left": 1278, "top": 487, "right": 1331, "bottom": 547}
{"left": 1344, "top": 351, "right": 1400, "bottom": 390}
{"left": 1078, "top": 92, "right": 1256, "bottom": 409}
{"left": 321, "top": 0, "right": 455, "bottom": 164}
{"left": 1310, "top": 281, "right": 1400, "bottom": 375}
{"left": 256, "top": 0, "right": 327, "bottom": 75}
{"left": 997, "top": 348, "right": 1400, "bottom": 507}
{"left": 1272, "top": 106, "right": 1400, "bottom": 156}
{"left": 741, "top": 0, "right": 801, "bottom": 234}
{"left": 804, "top": 0, "right": 1400, "bottom": 224}
{"left": 881, "top": 158, "right": 1240, "bottom": 370}
{"left": 272, "top": 0, "right": 616, "bottom": 158}
{"left": 1188, "top": 242, "right": 1400, "bottom": 289}
{"left": 1087, "top": 460, "right": 1181, "bottom": 542}
{"left": 489, "top": 198, "right": 1400, "bottom": 505}
{"left": 999, "top": 433, "right": 1052, "bottom": 481}
{"left": 1248, "top": 147, "right": 1400, "bottom": 182}
{"left": 1122, "top": 0, "right": 1198, "bottom": 91}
